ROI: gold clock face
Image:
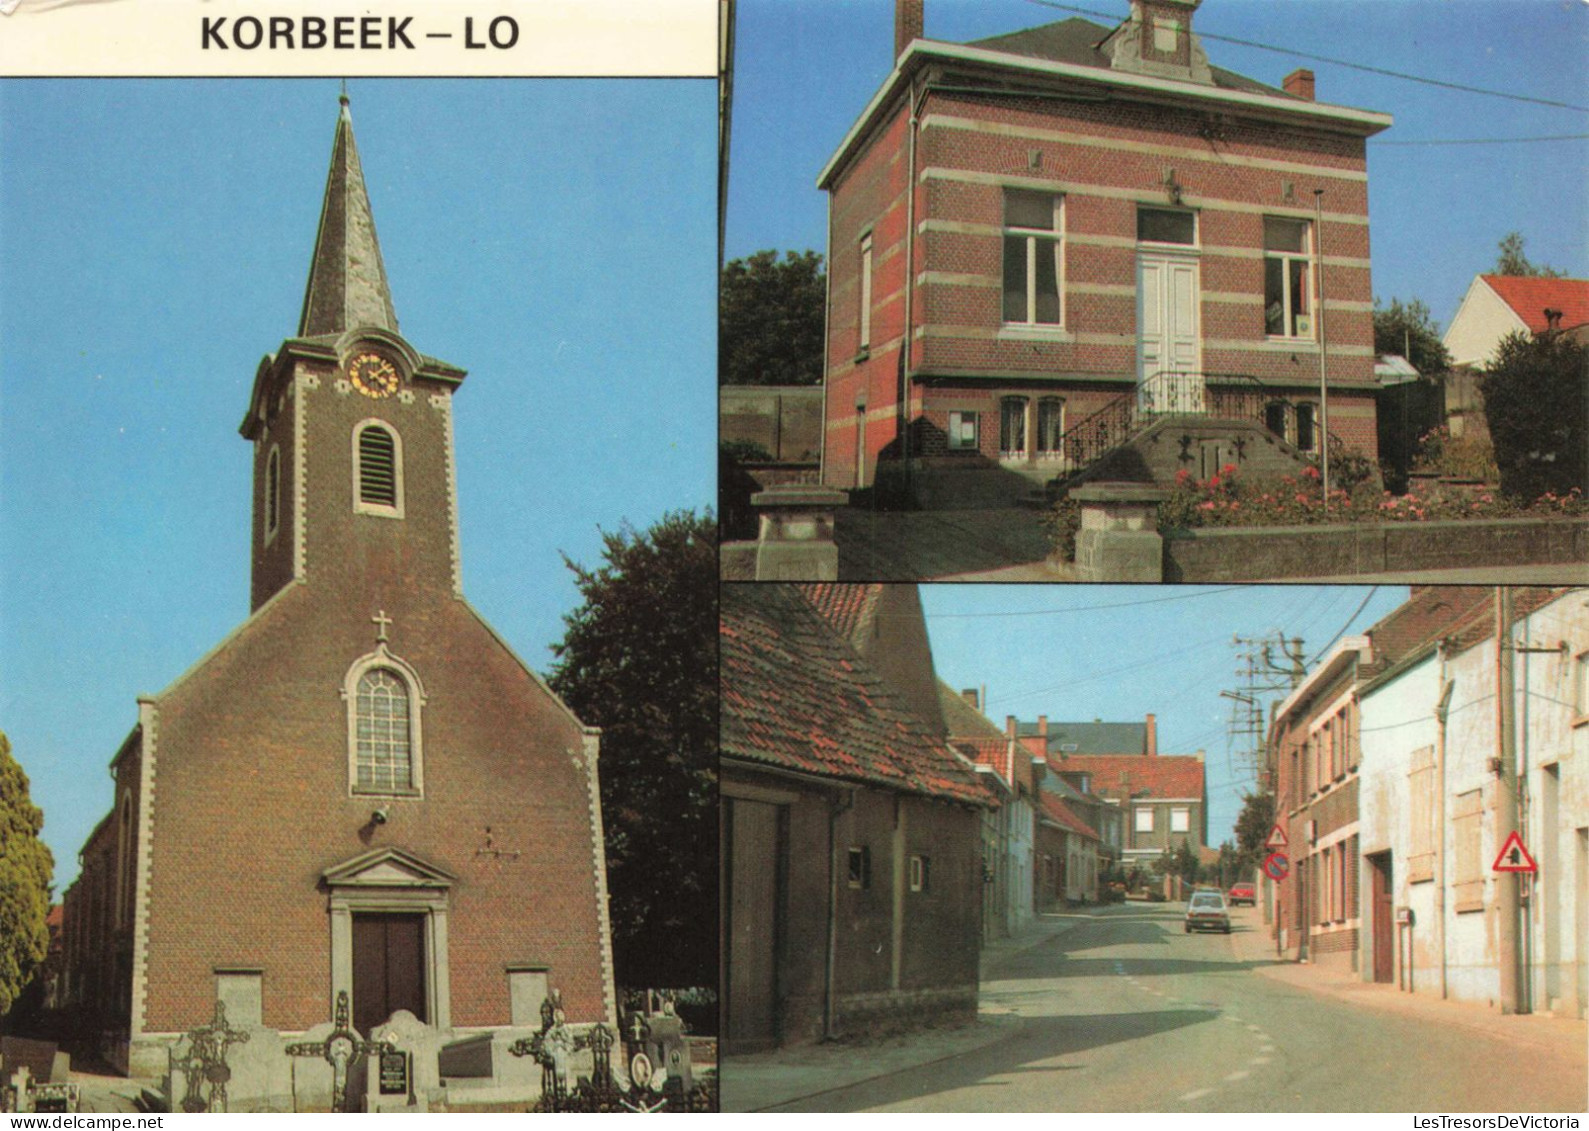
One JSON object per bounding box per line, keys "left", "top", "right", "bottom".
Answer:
{"left": 348, "top": 352, "right": 399, "bottom": 398}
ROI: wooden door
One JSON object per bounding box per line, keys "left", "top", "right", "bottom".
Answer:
{"left": 353, "top": 913, "right": 427, "bottom": 1035}
{"left": 1369, "top": 852, "right": 1394, "bottom": 984}
{"left": 1137, "top": 253, "right": 1203, "bottom": 413}
{"left": 725, "top": 799, "right": 782, "bottom": 1053}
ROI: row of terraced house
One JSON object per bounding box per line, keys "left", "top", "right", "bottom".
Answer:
{"left": 1266, "top": 586, "right": 1589, "bottom": 1020}
{"left": 720, "top": 583, "right": 1207, "bottom": 1053}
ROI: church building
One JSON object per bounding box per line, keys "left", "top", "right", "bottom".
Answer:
{"left": 58, "top": 95, "right": 617, "bottom": 1080}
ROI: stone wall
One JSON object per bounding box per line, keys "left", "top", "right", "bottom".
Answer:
{"left": 1163, "top": 517, "right": 1589, "bottom": 581}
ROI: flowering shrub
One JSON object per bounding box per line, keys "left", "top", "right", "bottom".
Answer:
{"left": 1155, "top": 466, "right": 1584, "bottom": 533}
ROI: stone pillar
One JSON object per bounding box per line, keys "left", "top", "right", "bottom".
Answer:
{"left": 752, "top": 485, "right": 846, "bottom": 581}
{"left": 1070, "top": 482, "right": 1171, "bottom": 582}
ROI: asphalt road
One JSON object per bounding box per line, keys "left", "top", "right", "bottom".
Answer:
{"left": 772, "top": 901, "right": 1588, "bottom": 1112}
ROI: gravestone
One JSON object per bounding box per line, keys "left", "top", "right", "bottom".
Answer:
{"left": 168, "top": 1001, "right": 292, "bottom": 1114}
{"left": 365, "top": 1010, "right": 444, "bottom": 1112}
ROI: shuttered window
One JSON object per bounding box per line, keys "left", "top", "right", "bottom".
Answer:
{"left": 355, "top": 423, "right": 402, "bottom": 515}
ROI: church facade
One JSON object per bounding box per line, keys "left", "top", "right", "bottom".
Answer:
{"left": 59, "top": 96, "right": 616, "bottom": 1079}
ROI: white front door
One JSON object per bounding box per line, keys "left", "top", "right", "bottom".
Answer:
{"left": 1137, "top": 253, "right": 1203, "bottom": 414}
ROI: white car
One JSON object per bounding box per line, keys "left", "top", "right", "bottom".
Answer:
{"left": 1184, "top": 889, "right": 1232, "bottom": 934}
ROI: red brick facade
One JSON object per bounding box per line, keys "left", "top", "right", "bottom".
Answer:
{"left": 820, "top": 10, "right": 1389, "bottom": 494}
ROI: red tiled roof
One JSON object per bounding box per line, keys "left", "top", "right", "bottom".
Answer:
{"left": 1058, "top": 754, "right": 1204, "bottom": 802}
{"left": 1039, "top": 792, "right": 1100, "bottom": 840}
{"left": 722, "top": 585, "right": 991, "bottom": 806}
{"left": 956, "top": 736, "right": 1013, "bottom": 782}
{"left": 1482, "top": 275, "right": 1589, "bottom": 334}
{"left": 799, "top": 583, "right": 884, "bottom": 646}
{"left": 1365, "top": 587, "right": 1573, "bottom": 676}
{"left": 46, "top": 905, "right": 63, "bottom": 928}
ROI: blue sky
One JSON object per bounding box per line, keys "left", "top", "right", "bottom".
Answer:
{"left": 0, "top": 79, "right": 715, "bottom": 888}
{"left": 921, "top": 584, "right": 1410, "bottom": 847}
{"left": 725, "top": 0, "right": 1589, "bottom": 330}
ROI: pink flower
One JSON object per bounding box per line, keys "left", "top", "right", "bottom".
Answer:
{"left": 1303, "top": 466, "right": 1321, "bottom": 480}
{"left": 1208, "top": 475, "right": 1222, "bottom": 489}
{"left": 1198, "top": 501, "right": 1216, "bottom": 511}
{"left": 1221, "top": 463, "right": 1238, "bottom": 476}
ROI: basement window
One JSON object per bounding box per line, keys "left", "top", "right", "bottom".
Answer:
{"left": 909, "top": 854, "right": 931, "bottom": 894}
{"left": 947, "top": 411, "right": 979, "bottom": 452}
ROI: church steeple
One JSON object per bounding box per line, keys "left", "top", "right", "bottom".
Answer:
{"left": 297, "top": 92, "right": 400, "bottom": 338}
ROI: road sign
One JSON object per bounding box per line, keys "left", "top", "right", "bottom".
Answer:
{"left": 1264, "top": 823, "right": 1288, "bottom": 850}
{"left": 1491, "top": 831, "right": 1538, "bottom": 874}
{"left": 1262, "top": 851, "right": 1290, "bottom": 882}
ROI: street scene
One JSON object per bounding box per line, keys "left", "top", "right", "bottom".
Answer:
{"left": 721, "top": 583, "right": 1589, "bottom": 1112}
{"left": 729, "top": 900, "right": 1588, "bottom": 1112}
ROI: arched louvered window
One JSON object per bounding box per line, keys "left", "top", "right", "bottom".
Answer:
{"left": 265, "top": 445, "right": 281, "bottom": 541}
{"left": 353, "top": 421, "right": 403, "bottom": 516}
{"left": 355, "top": 667, "right": 413, "bottom": 793}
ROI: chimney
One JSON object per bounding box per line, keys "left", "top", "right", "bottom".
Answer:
{"left": 961, "top": 687, "right": 979, "bottom": 711}
{"left": 895, "top": 0, "right": 923, "bottom": 63}
{"left": 1283, "top": 68, "right": 1316, "bottom": 101}
{"left": 1145, "top": 713, "right": 1158, "bottom": 757}
{"left": 1005, "top": 715, "right": 1017, "bottom": 739}
{"left": 1038, "top": 715, "right": 1048, "bottom": 738}
{"left": 1544, "top": 308, "right": 1563, "bottom": 333}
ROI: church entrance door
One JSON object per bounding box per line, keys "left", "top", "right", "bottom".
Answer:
{"left": 352, "top": 912, "right": 428, "bottom": 1035}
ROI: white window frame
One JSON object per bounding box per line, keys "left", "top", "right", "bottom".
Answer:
{"left": 342, "top": 647, "right": 426, "bottom": 797}
{"left": 858, "top": 231, "right": 874, "bottom": 353}
{"left": 909, "top": 853, "right": 930, "bottom": 893}
{"left": 1294, "top": 401, "right": 1319, "bottom": 454}
{"left": 999, "top": 396, "right": 1029, "bottom": 459}
{"left": 1036, "top": 397, "right": 1066, "bottom": 458}
{"left": 1135, "top": 807, "right": 1154, "bottom": 834}
{"left": 947, "top": 410, "right": 979, "bottom": 452}
{"left": 1003, "top": 190, "right": 1065, "bottom": 329}
{"left": 1264, "top": 217, "right": 1315, "bottom": 341}
{"left": 1170, "top": 807, "right": 1190, "bottom": 834}
{"left": 353, "top": 419, "right": 405, "bottom": 519}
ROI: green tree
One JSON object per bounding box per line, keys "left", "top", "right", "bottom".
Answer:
{"left": 0, "top": 732, "right": 53, "bottom": 1017}
{"left": 719, "top": 249, "right": 826, "bottom": 386}
{"left": 1481, "top": 330, "right": 1588, "bottom": 501}
{"left": 1372, "top": 296, "right": 1450, "bottom": 376}
{"left": 1493, "top": 231, "right": 1565, "bottom": 279}
{"left": 548, "top": 511, "right": 717, "bottom": 990}
{"left": 1232, "top": 791, "right": 1275, "bottom": 879}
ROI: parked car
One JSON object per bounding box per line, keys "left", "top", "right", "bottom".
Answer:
{"left": 1184, "top": 890, "right": 1231, "bottom": 933}
{"left": 1227, "top": 883, "right": 1256, "bottom": 907}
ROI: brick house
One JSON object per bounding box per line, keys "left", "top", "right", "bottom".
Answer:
{"left": 1266, "top": 586, "right": 1504, "bottom": 975}
{"left": 721, "top": 584, "right": 991, "bottom": 1052}
{"left": 59, "top": 96, "right": 615, "bottom": 1077}
{"left": 818, "top": 0, "right": 1391, "bottom": 506}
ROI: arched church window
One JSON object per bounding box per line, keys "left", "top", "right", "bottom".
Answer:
{"left": 354, "top": 421, "right": 403, "bottom": 516}
{"left": 355, "top": 667, "right": 414, "bottom": 793}
{"left": 265, "top": 445, "right": 281, "bottom": 542}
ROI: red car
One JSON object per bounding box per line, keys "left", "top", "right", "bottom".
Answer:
{"left": 1227, "top": 883, "right": 1256, "bottom": 907}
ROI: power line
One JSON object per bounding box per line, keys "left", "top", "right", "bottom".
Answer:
{"left": 1019, "top": 0, "right": 1589, "bottom": 114}
{"left": 1307, "top": 586, "right": 1380, "bottom": 664}
{"left": 925, "top": 584, "right": 1250, "bottom": 619}
{"left": 1375, "top": 134, "right": 1589, "bottom": 147}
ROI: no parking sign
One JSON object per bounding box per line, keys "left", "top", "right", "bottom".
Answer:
{"left": 1262, "top": 851, "right": 1290, "bottom": 882}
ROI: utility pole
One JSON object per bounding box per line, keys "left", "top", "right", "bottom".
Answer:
{"left": 1314, "top": 188, "right": 1330, "bottom": 510}
{"left": 1495, "top": 587, "right": 1521, "bottom": 1014}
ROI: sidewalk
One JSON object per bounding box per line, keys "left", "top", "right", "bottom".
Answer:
{"left": 720, "top": 905, "right": 1108, "bottom": 1113}
{"left": 1228, "top": 907, "right": 1588, "bottom": 1060}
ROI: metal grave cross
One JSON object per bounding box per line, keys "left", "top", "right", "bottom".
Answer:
{"left": 177, "top": 1000, "right": 252, "bottom": 1113}
{"left": 285, "top": 991, "right": 393, "bottom": 1113}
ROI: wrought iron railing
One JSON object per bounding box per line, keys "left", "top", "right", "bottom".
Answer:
{"left": 1055, "top": 370, "right": 1337, "bottom": 484}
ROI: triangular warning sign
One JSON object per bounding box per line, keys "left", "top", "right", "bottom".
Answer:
{"left": 1264, "top": 823, "right": 1288, "bottom": 850}
{"left": 1491, "top": 831, "right": 1538, "bottom": 874}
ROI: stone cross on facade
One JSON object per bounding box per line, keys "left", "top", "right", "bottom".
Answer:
{"left": 371, "top": 609, "right": 394, "bottom": 644}
{"left": 176, "top": 1000, "right": 252, "bottom": 1113}
{"left": 285, "top": 991, "right": 393, "bottom": 1113}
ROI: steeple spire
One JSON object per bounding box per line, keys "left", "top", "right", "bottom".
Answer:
{"left": 297, "top": 90, "right": 399, "bottom": 337}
